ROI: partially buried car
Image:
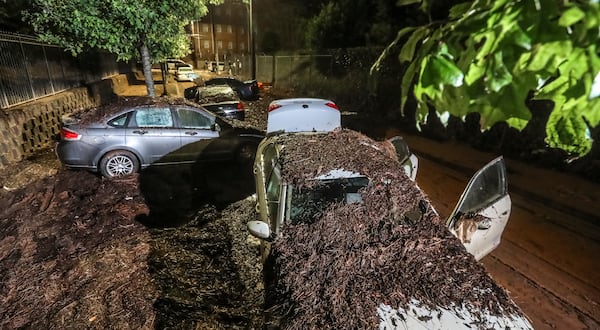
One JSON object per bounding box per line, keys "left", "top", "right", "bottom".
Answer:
{"left": 247, "top": 98, "right": 533, "bottom": 329}
{"left": 184, "top": 84, "right": 245, "bottom": 120}
{"left": 56, "top": 97, "right": 264, "bottom": 178}
{"left": 204, "top": 77, "right": 260, "bottom": 101}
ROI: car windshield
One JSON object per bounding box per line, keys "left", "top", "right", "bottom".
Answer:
{"left": 286, "top": 176, "right": 369, "bottom": 224}
{"left": 179, "top": 67, "right": 193, "bottom": 72}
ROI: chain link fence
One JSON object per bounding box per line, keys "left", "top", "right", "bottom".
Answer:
{"left": 0, "top": 31, "right": 124, "bottom": 109}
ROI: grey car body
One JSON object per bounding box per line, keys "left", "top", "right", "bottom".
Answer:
{"left": 184, "top": 85, "right": 245, "bottom": 120}
{"left": 56, "top": 97, "right": 263, "bottom": 177}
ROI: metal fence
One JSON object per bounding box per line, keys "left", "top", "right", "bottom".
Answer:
{"left": 252, "top": 55, "right": 334, "bottom": 86}
{"left": 0, "top": 32, "right": 124, "bottom": 109}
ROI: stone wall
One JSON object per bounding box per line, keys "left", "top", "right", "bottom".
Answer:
{"left": 0, "top": 74, "right": 128, "bottom": 170}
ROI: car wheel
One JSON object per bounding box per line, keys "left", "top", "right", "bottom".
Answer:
{"left": 99, "top": 150, "right": 139, "bottom": 177}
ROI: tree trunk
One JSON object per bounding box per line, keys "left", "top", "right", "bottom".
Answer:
{"left": 140, "top": 44, "right": 156, "bottom": 97}
{"left": 161, "top": 62, "right": 169, "bottom": 96}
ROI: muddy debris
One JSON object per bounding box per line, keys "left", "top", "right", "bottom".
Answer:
{"left": 0, "top": 88, "right": 526, "bottom": 329}
{"left": 264, "top": 129, "right": 524, "bottom": 329}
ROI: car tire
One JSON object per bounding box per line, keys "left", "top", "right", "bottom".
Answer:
{"left": 99, "top": 150, "right": 139, "bottom": 177}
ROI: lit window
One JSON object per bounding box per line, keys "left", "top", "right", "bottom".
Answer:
{"left": 227, "top": 25, "right": 232, "bottom": 33}
{"left": 203, "top": 40, "right": 210, "bottom": 49}
{"left": 202, "top": 24, "right": 209, "bottom": 32}
{"left": 240, "top": 42, "right": 245, "bottom": 50}
{"left": 217, "top": 40, "right": 223, "bottom": 49}
{"left": 228, "top": 41, "right": 233, "bottom": 50}
{"left": 216, "top": 24, "right": 222, "bottom": 33}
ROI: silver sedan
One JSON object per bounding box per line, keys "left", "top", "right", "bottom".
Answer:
{"left": 56, "top": 97, "right": 264, "bottom": 177}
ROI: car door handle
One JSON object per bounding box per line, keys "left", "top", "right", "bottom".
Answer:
{"left": 133, "top": 129, "right": 148, "bottom": 135}
{"left": 185, "top": 131, "right": 198, "bottom": 136}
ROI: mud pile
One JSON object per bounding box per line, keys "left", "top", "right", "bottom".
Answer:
{"left": 266, "top": 129, "right": 522, "bottom": 329}
{"left": 0, "top": 171, "right": 156, "bottom": 329}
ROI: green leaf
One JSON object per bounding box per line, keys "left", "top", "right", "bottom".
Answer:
{"left": 546, "top": 102, "right": 592, "bottom": 155}
{"left": 487, "top": 52, "right": 513, "bottom": 92}
{"left": 399, "top": 27, "right": 430, "bottom": 63}
{"left": 422, "top": 55, "right": 464, "bottom": 87}
{"left": 559, "top": 6, "right": 586, "bottom": 27}
{"left": 448, "top": 3, "right": 473, "bottom": 19}
{"left": 396, "top": 0, "right": 421, "bottom": 6}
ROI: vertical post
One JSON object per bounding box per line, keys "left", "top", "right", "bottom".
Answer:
{"left": 249, "top": 0, "right": 256, "bottom": 80}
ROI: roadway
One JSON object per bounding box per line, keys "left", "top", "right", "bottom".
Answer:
{"left": 396, "top": 132, "right": 600, "bottom": 329}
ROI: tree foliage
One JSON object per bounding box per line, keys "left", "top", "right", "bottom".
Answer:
{"left": 24, "top": 0, "right": 223, "bottom": 96}
{"left": 305, "top": 0, "right": 429, "bottom": 50}
{"left": 375, "top": 0, "right": 600, "bottom": 155}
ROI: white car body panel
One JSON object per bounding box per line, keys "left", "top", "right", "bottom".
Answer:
{"left": 451, "top": 194, "right": 511, "bottom": 260}
{"left": 377, "top": 299, "right": 533, "bottom": 329}
{"left": 266, "top": 98, "right": 341, "bottom": 134}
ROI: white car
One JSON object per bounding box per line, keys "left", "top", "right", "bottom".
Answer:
{"left": 175, "top": 66, "right": 200, "bottom": 82}
{"left": 167, "top": 59, "right": 192, "bottom": 73}
{"left": 247, "top": 98, "right": 532, "bottom": 329}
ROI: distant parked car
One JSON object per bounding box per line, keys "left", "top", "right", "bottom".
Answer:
{"left": 55, "top": 97, "right": 263, "bottom": 178}
{"left": 184, "top": 85, "right": 245, "bottom": 120}
{"left": 206, "top": 61, "right": 225, "bottom": 72}
{"left": 167, "top": 59, "right": 192, "bottom": 73}
{"left": 175, "top": 66, "right": 200, "bottom": 82}
{"left": 205, "top": 77, "right": 260, "bottom": 101}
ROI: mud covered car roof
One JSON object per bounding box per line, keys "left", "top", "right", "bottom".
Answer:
{"left": 66, "top": 96, "right": 205, "bottom": 125}
{"left": 266, "top": 129, "right": 526, "bottom": 329}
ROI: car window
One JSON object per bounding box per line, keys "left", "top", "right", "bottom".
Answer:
{"left": 133, "top": 107, "right": 173, "bottom": 127}
{"left": 266, "top": 166, "right": 282, "bottom": 220}
{"left": 454, "top": 157, "right": 507, "bottom": 214}
{"left": 175, "top": 107, "right": 213, "bottom": 128}
{"left": 288, "top": 177, "right": 369, "bottom": 224}
{"left": 107, "top": 113, "right": 128, "bottom": 127}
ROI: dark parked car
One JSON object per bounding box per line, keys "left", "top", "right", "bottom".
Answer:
{"left": 205, "top": 77, "right": 259, "bottom": 101}
{"left": 184, "top": 85, "right": 245, "bottom": 120}
{"left": 56, "top": 97, "right": 264, "bottom": 178}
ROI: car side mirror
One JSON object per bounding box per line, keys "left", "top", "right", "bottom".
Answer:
{"left": 247, "top": 221, "right": 271, "bottom": 239}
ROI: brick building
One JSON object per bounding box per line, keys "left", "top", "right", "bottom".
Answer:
{"left": 188, "top": 0, "right": 250, "bottom": 68}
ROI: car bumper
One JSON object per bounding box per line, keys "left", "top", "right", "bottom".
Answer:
{"left": 55, "top": 141, "right": 100, "bottom": 171}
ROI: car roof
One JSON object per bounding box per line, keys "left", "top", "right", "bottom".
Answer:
{"left": 198, "top": 85, "right": 237, "bottom": 96}
{"left": 266, "top": 98, "right": 340, "bottom": 134}
{"left": 64, "top": 96, "right": 212, "bottom": 125}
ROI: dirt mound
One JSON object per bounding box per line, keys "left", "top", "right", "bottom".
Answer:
{"left": 0, "top": 171, "right": 155, "bottom": 329}
{"left": 266, "top": 130, "right": 521, "bottom": 329}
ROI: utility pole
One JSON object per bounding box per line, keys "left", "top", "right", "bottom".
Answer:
{"left": 249, "top": 0, "right": 256, "bottom": 80}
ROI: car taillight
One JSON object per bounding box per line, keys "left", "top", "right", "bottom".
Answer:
{"left": 60, "top": 127, "right": 81, "bottom": 141}
{"left": 237, "top": 102, "right": 244, "bottom": 110}
{"left": 268, "top": 103, "right": 282, "bottom": 112}
{"left": 325, "top": 102, "right": 339, "bottom": 111}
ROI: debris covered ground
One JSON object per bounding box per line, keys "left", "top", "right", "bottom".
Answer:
{"left": 0, "top": 91, "right": 275, "bottom": 329}
{"left": 0, "top": 87, "right": 541, "bottom": 329}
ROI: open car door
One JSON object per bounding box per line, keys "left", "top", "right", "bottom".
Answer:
{"left": 447, "top": 156, "right": 511, "bottom": 260}
{"left": 388, "top": 136, "right": 418, "bottom": 181}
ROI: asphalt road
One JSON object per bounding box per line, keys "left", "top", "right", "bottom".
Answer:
{"left": 398, "top": 132, "right": 600, "bottom": 329}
